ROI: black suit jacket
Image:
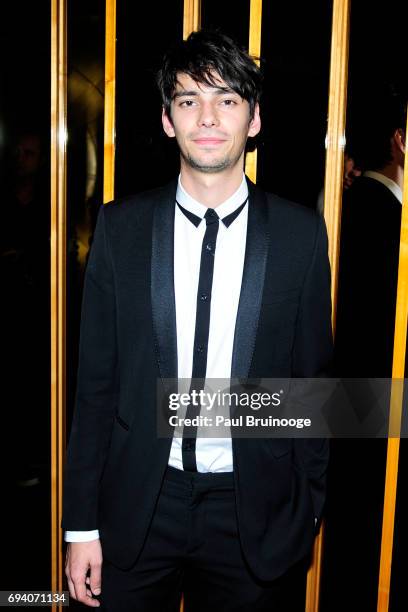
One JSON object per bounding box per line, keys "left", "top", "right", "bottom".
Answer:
{"left": 62, "top": 178, "right": 333, "bottom": 581}
{"left": 335, "top": 175, "right": 404, "bottom": 377}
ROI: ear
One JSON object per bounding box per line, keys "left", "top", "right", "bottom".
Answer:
{"left": 393, "top": 128, "right": 406, "bottom": 154}
{"left": 248, "top": 103, "right": 261, "bottom": 138}
{"left": 162, "top": 107, "right": 176, "bottom": 138}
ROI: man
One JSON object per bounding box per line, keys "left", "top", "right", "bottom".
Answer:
{"left": 335, "top": 87, "right": 406, "bottom": 376}
{"left": 1, "top": 130, "right": 50, "bottom": 487}
{"left": 63, "top": 30, "right": 332, "bottom": 611}
{"left": 330, "top": 86, "right": 406, "bottom": 610}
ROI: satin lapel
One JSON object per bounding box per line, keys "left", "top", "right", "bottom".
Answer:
{"left": 231, "top": 178, "right": 269, "bottom": 378}
{"left": 151, "top": 181, "right": 178, "bottom": 386}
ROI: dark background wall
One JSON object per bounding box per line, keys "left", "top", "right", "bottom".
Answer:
{"left": 0, "top": 0, "right": 51, "bottom": 594}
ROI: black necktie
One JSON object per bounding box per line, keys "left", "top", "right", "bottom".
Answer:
{"left": 177, "top": 197, "right": 248, "bottom": 471}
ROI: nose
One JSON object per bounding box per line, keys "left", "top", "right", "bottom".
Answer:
{"left": 197, "top": 102, "right": 219, "bottom": 128}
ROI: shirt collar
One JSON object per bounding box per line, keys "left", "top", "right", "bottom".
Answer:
{"left": 176, "top": 174, "right": 248, "bottom": 221}
{"left": 363, "top": 171, "right": 403, "bottom": 204}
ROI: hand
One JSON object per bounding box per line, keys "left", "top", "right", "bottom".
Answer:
{"left": 65, "top": 540, "right": 103, "bottom": 607}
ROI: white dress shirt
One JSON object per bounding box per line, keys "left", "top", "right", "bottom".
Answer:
{"left": 170, "top": 174, "right": 248, "bottom": 472}
{"left": 65, "top": 175, "right": 248, "bottom": 542}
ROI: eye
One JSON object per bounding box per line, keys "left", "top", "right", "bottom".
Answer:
{"left": 179, "top": 99, "right": 196, "bottom": 107}
{"left": 221, "top": 99, "right": 238, "bottom": 106}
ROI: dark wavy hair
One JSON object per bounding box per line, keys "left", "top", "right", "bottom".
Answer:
{"left": 157, "top": 29, "right": 263, "bottom": 121}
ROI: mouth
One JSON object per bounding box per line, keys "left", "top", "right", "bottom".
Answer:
{"left": 192, "top": 138, "right": 227, "bottom": 146}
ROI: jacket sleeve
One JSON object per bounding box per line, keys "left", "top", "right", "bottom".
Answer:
{"left": 292, "top": 214, "right": 333, "bottom": 528}
{"left": 292, "top": 214, "right": 333, "bottom": 378}
{"left": 61, "top": 204, "right": 119, "bottom": 531}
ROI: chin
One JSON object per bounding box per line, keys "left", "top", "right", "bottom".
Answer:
{"left": 185, "top": 154, "right": 233, "bottom": 173}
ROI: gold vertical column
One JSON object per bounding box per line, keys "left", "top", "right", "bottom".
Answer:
{"left": 104, "top": 0, "right": 117, "bottom": 203}
{"left": 377, "top": 111, "right": 408, "bottom": 611}
{"left": 51, "top": 0, "right": 67, "bottom": 605}
{"left": 183, "top": 0, "right": 201, "bottom": 40}
{"left": 245, "top": 0, "right": 262, "bottom": 183}
{"left": 323, "top": 0, "right": 351, "bottom": 331}
{"left": 305, "top": 2, "right": 351, "bottom": 612}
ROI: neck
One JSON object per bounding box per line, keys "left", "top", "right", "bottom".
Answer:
{"left": 179, "top": 161, "right": 245, "bottom": 208}
{"left": 376, "top": 163, "right": 404, "bottom": 190}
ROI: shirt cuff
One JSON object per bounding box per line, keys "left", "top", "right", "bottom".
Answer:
{"left": 64, "top": 530, "right": 100, "bottom": 542}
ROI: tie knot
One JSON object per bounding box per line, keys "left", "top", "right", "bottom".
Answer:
{"left": 204, "top": 208, "right": 219, "bottom": 226}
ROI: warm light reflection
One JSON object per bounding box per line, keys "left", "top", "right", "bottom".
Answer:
{"left": 324, "top": 133, "right": 346, "bottom": 150}
{"left": 58, "top": 126, "right": 68, "bottom": 147}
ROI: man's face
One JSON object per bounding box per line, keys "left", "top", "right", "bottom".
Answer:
{"left": 343, "top": 154, "right": 362, "bottom": 190}
{"left": 162, "top": 72, "right": 260, "bottom": 174}
{"left": 13, "top": 134, "right": 43, "bottom": 178}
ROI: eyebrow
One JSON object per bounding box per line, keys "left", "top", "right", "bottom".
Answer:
{"left": 172, "top": 87, "right": 239, "bottom": 100}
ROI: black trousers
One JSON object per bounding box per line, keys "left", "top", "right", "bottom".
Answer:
{"left": 100, "top": 466, "right": 307, "bottom": 611}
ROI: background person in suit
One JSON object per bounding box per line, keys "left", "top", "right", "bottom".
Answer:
{"left": 335, "top": 85, "right": 407, "bottom": 377}
{"left": 327, "top": 85, "right": 407, "bottom": 611}
{"left": 63, "top": 30, "right": 333, "bottom": 611}
{"left": 0, "top": 129, "right": 50, "bottom": 487}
